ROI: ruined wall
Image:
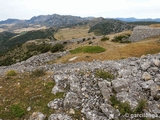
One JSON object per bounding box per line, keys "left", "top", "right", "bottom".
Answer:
{"left": 129, "top": 26, "right": 160, "bottom": 42}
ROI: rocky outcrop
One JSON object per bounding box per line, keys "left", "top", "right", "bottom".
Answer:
{"left": 0, "top": 51, "right": 69, "bottom": 75}
{"left": 47, "top": 53, "right": 160, "bottom": 119}
{"left": 1, "top": 49, "right": 160, "bottom": 119}
{"left": 129, "top": 26, "right": 160, "bottom": 41}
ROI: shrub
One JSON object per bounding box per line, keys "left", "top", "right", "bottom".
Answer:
{"left": 70, "top": 46, "right": 106, "bottom": 54}
{"left": 31, "top": 69, "right": 45, "bottom": 77}
{"left": 88, "top": 41, "right": 93, "bottom": 44}
{"left": 101, "top": 36, "right": 110, "bottom": 41}
{"left": 92, "top": 36, "right": 96, "bottom": 39}
{"left": 111, "top": 34, "right": 131, "bottom": 43}
{"left": 51, "top": 43, "right": 64, "bottom": 53}
{"left": 6, "top": 70, "right": 17, "bottom": 76}
{"left": 10, "top": 104, "right": 25, "bottom": 118}
{"left": 96, "top": 69, "right": 115, "bottom": 81}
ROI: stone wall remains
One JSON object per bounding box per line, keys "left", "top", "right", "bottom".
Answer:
{"left": 129, "top": 26, "right": 160, "bottom": 42}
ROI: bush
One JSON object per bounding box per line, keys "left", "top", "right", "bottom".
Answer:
{"left": 70, "top": 46, "right": 106, "bottom": 54}
{"left": 51, "top": 43, "right": 64, "bottom": 53}
{"left": 10, "top": 104, "right": 25, "bottom": 118}
{"left": 31, "top": 69, "right": 45, "bottom": 77}
{"left": 6, "top": 70, "right": 17, "bottom": 76}
{"left": 111, "top": 34, "right": 131, "bottom": 43}
{"left": 96, "top": 69, "right": 115, "bottom": 81}
{"left": 101, "top": 36, "right": 110, "bottom": 41}
{"left": 88, "top": 41, "right": 93, "bottom": 44}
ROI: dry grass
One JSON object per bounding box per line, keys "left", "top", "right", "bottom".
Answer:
{"left": 55, "top": 34, "right": 160, "bottom": 63}
{"left": 0, "top": 70, "right": 65, "bottom": 119}
{"left": 54, "top": 26, "right": 95, "bottom": 40}
{"left": 14, "top": 26, "right": 47, "bottom": 33}
{"left": 150, "top": 24, "right": 160, "bottom": 28}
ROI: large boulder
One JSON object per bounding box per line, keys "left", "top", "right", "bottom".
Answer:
{"left": 63, "top": 92, "right": 81, "bottom": 108}
{"left": 100, "top": 103, "right": 120, "bottom": 120}
{"left": 98, "top": 80, "right": 112, "bottom": 102}
{"left": 112, "top": 78, "right": 129, "bottom": 92}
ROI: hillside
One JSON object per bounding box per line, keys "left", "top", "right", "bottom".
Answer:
{"left": 88, "top": 19, "right": 134, "bottom": 35}
{"left": 0, "top": 28, "right": 56, "bottom": 54}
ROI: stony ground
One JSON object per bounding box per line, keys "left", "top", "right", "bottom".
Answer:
{"left": 0, "top": 50, "right": 160, "bottom": 120}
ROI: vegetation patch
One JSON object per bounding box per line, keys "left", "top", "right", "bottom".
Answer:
{"left": 6, "top": 70, "right": 17, "bottom": 76}
{"left": 101, "top": 36, "right": 110, "bottom": 41}
{"left": 50, "top": 43, "right": 64, "bottom": 53}
{"left": 111, "top": 34, "right": 131, "bottom": 43}
{"left": 0, "top": 71, "right": 61, "bottom": 119}
{"left": 110, "top": 95, "right": 131, "bottom": 115}
{"left": 70, "top": 46, "right": 106, "bottom": 54}
{"left": 88, "top": 19, "right": 134, "bottom": 35}
{"left": 96, "top": 69, "right": 115, "bottom": 81}
{"left": 10, "top": 104, "right": 25, "bottom": 118}
{"left": 133, "top": 99, "right": 147, "bottom": 114}
{"left": 0, "top": 28, "right": 56, "bottom": 54}
{"left": 110, "top": 95, "right": 147, "bottom": 116}
{"left": 31, "top": 69, "right": 45, "bottom": 77}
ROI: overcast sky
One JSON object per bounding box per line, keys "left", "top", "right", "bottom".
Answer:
{"left": 0, "top": 0, "right": 159, "bottom": 20}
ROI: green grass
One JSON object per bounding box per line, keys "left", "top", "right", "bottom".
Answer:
{"left": 70, "top": 46, "right": 106, "bottom": 54}
{"left": 0, "top": 72, "right": 66, "bottom": 119}
{"left": 133, "top": 99, "right": 147, "bottom": 114}
{"left": 6, "top": 70, "right": 17, "bottom": 76}
{"left": 110, "top": 95, "right": 147, "bottom": 116}
{"left": 96, "top": 69, "right": 115, "bottom": 81}
{"left": 110, "top": 95, "right": 131, "bottom": 115}
{"left": 111, "top": 34, "right": 131, "bottom": 43}
{"left": 10, "top": 104, "right": 25, "bottom": 118}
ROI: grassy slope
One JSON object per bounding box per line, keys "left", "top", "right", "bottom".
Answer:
{"left": 54, "top": 26, "right": 94, "bottom": 40}
{"left": 0, "top": 28, "right": 56, "bottom": 54}
{"left": 54, "top": 31, "right": 160, "bottom": 63}
{"left": 0, "top": 71, "right": 66, "bottom": 119}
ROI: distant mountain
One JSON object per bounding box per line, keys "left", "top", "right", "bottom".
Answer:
{"left": 115, "top": 17, "right": 160, "bottom": 22}
{"left": 0, "top": 19, "right": 25, "bottom": 24}
{"left": 0, "top": 14, "right": 93, "bottom": 29}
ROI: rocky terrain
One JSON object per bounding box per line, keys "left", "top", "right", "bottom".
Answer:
{"left": 129, "top": 26, "right": 160, "bottom": 42}
{"left": 0, "top": 50, "right": 160, "bottom": 119}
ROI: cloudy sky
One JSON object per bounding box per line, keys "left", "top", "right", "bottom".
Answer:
{"left": 0, "top": 0, "right": 159, "bottom": 20}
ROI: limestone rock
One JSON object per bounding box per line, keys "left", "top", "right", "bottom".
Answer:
{"left": 48, "top": 113, "right": 72, "bottom": 120}
{"left": 48, "top": 98, "right": 63, "bottom": 110}
{"left": 63, "top": 92, "right": 81, "bottom": 108}
{"left": 152, "top": 59, "right": 160, "bottom": 67}
{"left": 100, "top": 103, "right": 120, "bottom": 119}
{"left": 98, "top": 81, "right": 112, "bottom": 101}
{"left": 142, "top": 72, "right": 152, "bottom": 81}
{"left": 112, "top": 78, "right": 129, "bottom": 92}
{"left": 29, "top": 112, "right": 46, "bottom": 120}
